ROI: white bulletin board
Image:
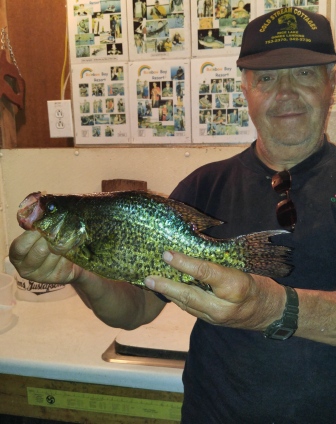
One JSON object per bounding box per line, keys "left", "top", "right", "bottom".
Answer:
{"left": 256, "top": 0, "right": 327, "bottom": 16}
{"left": 128, "top": 59, "right": 191, "bottom": 143}
{"left": 191, "top": 56, "right": 256, "bottom": 144}
{"left": 71, "top": 62, "right": 130, "bottom": 145}
{"left": 191, "top": 1, "right": 256, "bottom": 58}
{"left": 67, "top": 0, "right": 129, "bottom": 63}
{"left": 66, "top": 0, "right": 332, "bottom": 145}
{"left": 127, "top": 0, "right": 191, "bottom": 61}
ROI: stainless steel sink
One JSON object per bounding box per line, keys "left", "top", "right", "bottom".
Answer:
{"left": 102, "top": 340, "right": 186, "bottom": 369}
{"left": 102, "top": 303, "right": 195, "bottom": 369}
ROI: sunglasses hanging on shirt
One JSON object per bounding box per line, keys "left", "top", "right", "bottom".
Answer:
{"left": 271, "top": 170, "right": 297, "bottom": 231}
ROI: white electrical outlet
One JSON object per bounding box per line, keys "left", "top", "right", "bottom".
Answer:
{"left": 47, "top": 100, "right": 74, "bottom": 138}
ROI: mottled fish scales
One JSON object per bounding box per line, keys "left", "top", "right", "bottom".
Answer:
{"left": 17, "top": 190, "right": 293, "bottom": 290}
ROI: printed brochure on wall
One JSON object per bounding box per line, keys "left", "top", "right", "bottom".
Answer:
{"left": 191, "top": 56, "right": 256, "bottom": 144}
{"left": 129, "top": 59, "right": 191, "bottom": 143}
{"left": 67, "top": 0, "right": 129, "bottom": 63}
{"left": 72, "top": 63, "right": 130, "bottom": 145}
{"left": 256, "top": 0, "right": 327, "bottom": 17}
{"left": 127, "top": 0, "right": 191, "bottom": 60}
{"left": 191, "top": 1, "right": 256, "bottom": 58}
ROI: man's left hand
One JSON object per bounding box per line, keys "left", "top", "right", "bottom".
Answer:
{"left": 144, "top": 251, "right": 286, "bottom": 331}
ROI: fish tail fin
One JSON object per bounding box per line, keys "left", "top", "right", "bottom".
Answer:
{"left": 232, "top": 230, "right": 293, "bottom": 278}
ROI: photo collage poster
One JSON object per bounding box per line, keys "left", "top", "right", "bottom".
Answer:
{"left": 66, "top": 0, "right": 331, "bottom": 145}
{"left": 191, "top": 56, "right": 256, "bottom": 143}
{"left": 127, "top": 0, "right": 191, "bottom": 60}
{"left": 129, "top": 59, "right": 191, "bottom": 143}
{"left": 71, "top": 63, "right": 130, "bottom": 145}
{"left": 67, "top": 0, "right": 129, "bottom": 63}
{"left": 191, "top": 1, "right": 256, "bottom": 58}
{"left": 256, "top": 0, "right": 327, "bottom": 16}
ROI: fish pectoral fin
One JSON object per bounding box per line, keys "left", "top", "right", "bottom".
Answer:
{"left": 81, "top": 245, "right": 93, "bottom": 260}
{"left": 129, "top": 280, "right": 146, "bottom": 289}
{"left": 81, "top": 245, "right": 110, "bottom": 261}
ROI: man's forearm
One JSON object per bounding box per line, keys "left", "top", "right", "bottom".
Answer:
{"left": 296, "top": 289, "right": 336, "bottom": 345}
{"left": 71, "top": 271, "right": 165, "bottom": 330}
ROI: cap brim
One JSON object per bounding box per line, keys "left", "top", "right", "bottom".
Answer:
{"left": 237, "top": 48, "right": 336, "bottom": 70}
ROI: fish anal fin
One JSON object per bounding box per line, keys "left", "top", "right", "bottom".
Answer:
{"left": 181, "top": 274, "right": 213, "bottom": 292}
{"left": 190, "top": 279, "right": 213, "bottom": 292}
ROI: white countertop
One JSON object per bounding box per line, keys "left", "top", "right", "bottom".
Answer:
{"left": 0, "top": 292, "right": 195, "bottom": 393}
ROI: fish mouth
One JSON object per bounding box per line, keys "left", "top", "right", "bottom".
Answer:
{"left": 17, "top": 192, "right": 44, "bottom": 230}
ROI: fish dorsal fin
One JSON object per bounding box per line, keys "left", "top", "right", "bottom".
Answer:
{"left": 164, "top": 198, "right": 224, "bottom": 232}
{"left": 118, "top": 190, "right": 224, "bottom": 232}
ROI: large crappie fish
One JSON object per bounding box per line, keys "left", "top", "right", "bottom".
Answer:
{"left": 17, "top": 191, "right": 292, "bottom": 289}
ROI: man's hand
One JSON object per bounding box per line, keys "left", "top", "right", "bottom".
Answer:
{"left": 9, "top": 231, "right": 82, "bottom": 285}
{"left": 145, "top": 251, "right": 286, "bottom": 331}
{"left": 9, "top": 231, "right": 166, "bottom": 330}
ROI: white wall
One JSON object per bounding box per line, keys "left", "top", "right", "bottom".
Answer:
{"left": 0, "top": 144, "right": 247, "bottom": 270}
{"left": 0, "top": 159, "right": 8, "bottom": 267}
{"left": 2, "top": 109, "right": 336, "bottom": 272}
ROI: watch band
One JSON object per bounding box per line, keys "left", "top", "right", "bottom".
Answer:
{"left": 263, "top": 285, "right": 299, "bottom": 340}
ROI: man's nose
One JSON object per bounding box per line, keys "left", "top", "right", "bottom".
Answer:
{"left": 275, "top": 73, "right": 299, "bottom": 100}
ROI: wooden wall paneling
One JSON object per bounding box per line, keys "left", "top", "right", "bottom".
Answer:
{"left": 6, "top": 0, "right": 73, "bottom": 148}
{"left": 0, "top": 0, "right": 17, "bottom": 148}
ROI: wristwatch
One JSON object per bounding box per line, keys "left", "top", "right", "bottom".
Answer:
{"left": 263, "top": 285, "right": 299, "bottom": 340}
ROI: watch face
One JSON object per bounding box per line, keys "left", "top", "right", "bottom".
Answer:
{"left": 274, "top": 328, "right": 292, "bottom": 337}
{"left": 264, "top": 285, "right": 299, "bottom": 340}
{"left": 272, "top": 327, "right": 294, "bottom": 340}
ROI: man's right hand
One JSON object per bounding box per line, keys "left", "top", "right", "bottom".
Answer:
{"left": 9, "top": 231, "right": 82, "bottom": 285}
{"left": 9, "top": 231, "right": 166, "bottom": 330}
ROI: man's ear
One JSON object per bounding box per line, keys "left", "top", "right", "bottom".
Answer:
{"left": 240, "top": 69, "right": 248, "bottom": 100}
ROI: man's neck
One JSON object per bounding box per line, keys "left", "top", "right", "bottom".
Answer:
{"left": 255, "top": 136, "right": 325, "bottom": 171}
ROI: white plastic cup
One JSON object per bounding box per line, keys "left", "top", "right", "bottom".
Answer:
{"left": 0, "top": 273, "right": 16, "bottom": 332}
{"left": 4, "top": 256, "right": 76, "bottom": 302}
{"left": 0, "top": 272, "right": 15, "bottom": 305}
{"left": 15, "top": 274, "right": 76, "bottom": 302}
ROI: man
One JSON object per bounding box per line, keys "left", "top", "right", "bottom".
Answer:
{"left": 204, "top": 0, "right": 212, "bottom": 17}
{"left": 134, "top": 0, "right": 146, "bottom": 18}
{"left": 197, "top": 0, "right": 205, "bottom": 17}
{"left": 173, "top": 66, "right": 184, "bottom": 80}
{"left": 9, "top": 7, "right": 336, "bottom": 423}
{"left": 170, "top": 0, "right": 183, "bottom": 13}
{"left": 150, "top": 82, "right": 161, "bottom": 107}
{"left": 76, "top": 3, "right": 88, "bottom": 15}
{"left": 162, "top": 81, "right": 173, "bottom": 97}
{"left": 150, "top": 0, "right": 167, "bottom": 19}
{"left": 163, "top": 37, "right": 172, "bottom": 52}
{"left": 228, "top": 108, "right": 238, "bottom": 123}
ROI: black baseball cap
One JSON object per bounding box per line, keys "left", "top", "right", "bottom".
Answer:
{"left": 237, "top": 7, "right": 336, "bottom": 70}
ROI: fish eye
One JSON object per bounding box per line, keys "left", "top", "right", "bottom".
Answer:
{"left": 46, "top": 202, "right": 58, "bottom": 214}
